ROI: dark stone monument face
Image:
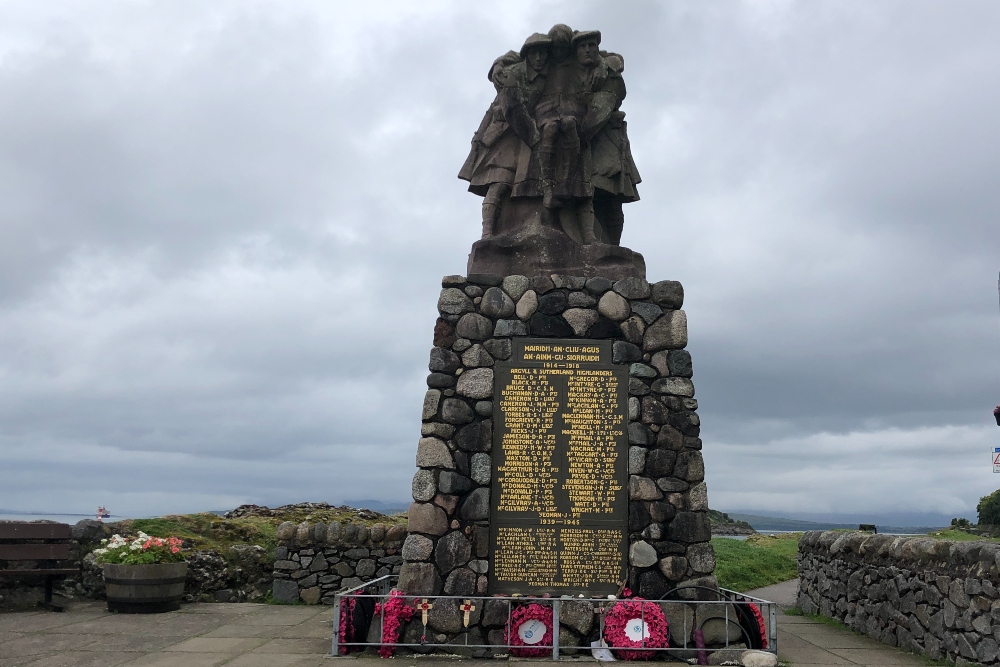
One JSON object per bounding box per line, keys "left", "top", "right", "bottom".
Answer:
{"left": 490, "top": 339, "right": 628, "bottom": 595}
{"left": 459, "top": 25, "right": 645, "bottom": 280}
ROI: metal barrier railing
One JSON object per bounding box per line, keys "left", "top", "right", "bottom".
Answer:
{"left": 331, "top": 575, "right": 777, "bottom": 660}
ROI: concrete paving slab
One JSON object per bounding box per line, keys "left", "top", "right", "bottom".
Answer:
{"left": 123, "top": 653, "right": 234, "bottom": 667}
{"left": 0, "top": 659, "right": 37, "bottom": 667}
{"left": 84, "top": 636, "right": 188, "bottom": 653}
{"left": 18, "top": 651, "right": 138, "bottom": 667}
{"left": 2, "top": 635, "right": 99, "bottom": 658}
{"left": 28, "top": 618, "right": 143, "bottom": 636}
{"left": 162, "top": 637, "right": 267, "bottom": 653}
{"left": 250, "top": 638, "right": 332, "bottom": 654}
{"left": 827, "top": 647, "right": 927, "bottom": 665}
{"left": 744, "top": 578, "right": 798, "bottom": 608}
{"left": 199, "top": 623, "right": 288, "bottom": 638}
{"left": 775, "top": 633, "right": 855, "bottom": 665}
{"left": 45, "top": 614, "right": 231, "bottom": 637}
{"left": 782, "top": 626, "right": 887, "bottom": 650}
{"left": 0, "top": 614, "right": 91, "bottom": 634}
{"left": 277, "top": 621, "right": 335, "bottom": 639}
{"left": 232, "top": 612, "right": 325, "bottom": 626}
{"left": 178, "top": 604, "right": 268, "bottom": 615}
{"left": 775, "top": 615, "right": 815, "bottom": 624}
{"left": 225, "top": 654, "right": 328, "bottom": 667}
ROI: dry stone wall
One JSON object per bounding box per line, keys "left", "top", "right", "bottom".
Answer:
{"left": 272, "top": 520, "right": 407, "bottom": 604}
{"left": 799, "top": 530, "right": 1000, "bottom": 666}
{"left": 400, "top": 273, "right": 716, "bottom": 603}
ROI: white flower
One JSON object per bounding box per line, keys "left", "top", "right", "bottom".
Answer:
{"left": 129, "top": 543, "right": 141, "bottom": 550}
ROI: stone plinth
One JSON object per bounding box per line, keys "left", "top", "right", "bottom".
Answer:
{"left": 468, "top": 214, "right": 645, "bottom": 280}
{"left": 402, "top": 273, "right": 715, "bottom": 610}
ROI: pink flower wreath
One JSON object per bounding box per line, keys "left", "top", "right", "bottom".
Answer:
{"left": 337, "top": 594, "right": 356, "bottom": 655}
{"left": 504, "top": 603, "right": 553, "bottom": 657}
{"left": 373, "top": 590, "right": 415, "bottom": 658}
{"left": 603, "top": 598, "right": 670, "bottom": 660}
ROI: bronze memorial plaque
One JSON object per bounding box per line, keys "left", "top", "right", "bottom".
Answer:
{"left": 489, "top": 338, "right": 628, "bottom": 595}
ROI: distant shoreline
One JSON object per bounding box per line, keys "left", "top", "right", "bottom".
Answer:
{"left": 0, "top": 509, "right": 96, "bottom": 516}
{"left": 0, "top": 511, "right": 132, "bottom": 522}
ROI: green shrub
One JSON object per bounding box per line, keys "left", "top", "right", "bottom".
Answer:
{"left": 978, "top": 490, "right": 1000, "bottom": 526}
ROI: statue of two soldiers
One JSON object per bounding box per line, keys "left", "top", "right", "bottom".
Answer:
{"left": 459, "top": 25, "right": 641, "bottom": 247}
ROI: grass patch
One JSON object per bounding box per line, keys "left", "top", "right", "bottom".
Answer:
{"left": 712, "top": 533, "right": 801, "bottom": 592}
{"left": 121, "top": 514, "right": 281, "bottom": 552}
{"left": 105, "top": 506, "right": 407, "bottom": 557}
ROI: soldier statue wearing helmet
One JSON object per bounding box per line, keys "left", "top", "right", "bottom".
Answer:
{"left": 461, "top": 24, "right": 643, "bottom": 277}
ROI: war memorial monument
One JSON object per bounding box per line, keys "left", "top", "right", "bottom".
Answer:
{"left": 395, "top": 23, "right": 721, "bottom": 652}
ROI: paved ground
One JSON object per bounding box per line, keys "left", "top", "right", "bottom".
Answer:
{"left": 743, "top": 580, "right": 927, "bottom": 666}
{"left": 0, "top": 600, "right": 333, "bottom": 667}
{"left": 0, "top": 583, "right": 929, "bottom": 666}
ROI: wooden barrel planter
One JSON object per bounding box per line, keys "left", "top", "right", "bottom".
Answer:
{"left": 103, "top": 563, "right": 187, "bottom": 613}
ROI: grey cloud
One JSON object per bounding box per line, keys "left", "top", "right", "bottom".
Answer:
{"left": 1, "top": 1, "right": 999, "bottom": 519}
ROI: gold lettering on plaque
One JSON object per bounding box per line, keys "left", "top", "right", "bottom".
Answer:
{"left": 490, "top": 339, "right": 627, "bottom": 595}
{"left": 497, "top": 368, "right": 559, "bottom": 513}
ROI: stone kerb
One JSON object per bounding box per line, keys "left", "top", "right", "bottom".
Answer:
{"left": 798, "top": 530, "right": 1000, "bottom": 665}
{"left": 272, "top": 520, "right": 406, "bottom": 604}
{"left": 401, "top": 272, "right": 716, "bottom": 606}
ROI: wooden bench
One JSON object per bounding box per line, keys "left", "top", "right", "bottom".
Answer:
{"left": 0, "top": 523, "right": 78, "bottom": 611}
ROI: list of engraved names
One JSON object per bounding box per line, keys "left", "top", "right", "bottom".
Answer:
{"left": 489, "top": 339, "right": 628, "bottom": 595}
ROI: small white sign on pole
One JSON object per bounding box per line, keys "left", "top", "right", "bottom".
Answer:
{"left": 993, "top": 448, "right": 1000, "bottom": 473}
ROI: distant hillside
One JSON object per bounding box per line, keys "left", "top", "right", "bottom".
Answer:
{"left": 728, "top": 512, "right": 939, "bottom": 534}
{"left": 708, "top": 509, "right": 756, "bottom": 535}
{"left": 729, "top": 509, "right": 967, "bottom": 528}
{"left": 343, "top": 499, "right": 409, "bottom": 515}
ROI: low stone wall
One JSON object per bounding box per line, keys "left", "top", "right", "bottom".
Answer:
{"left": 1, "top": 520, "right": 273, "bottom": 607}
{"left": 271, "top": 520, "right": 407, "bottom": 604}
{"left": 75, "top": 545, "right": 274, "bottom": 603}
{"left": 798, "top": 530, "right": 1000, "bottom": 666}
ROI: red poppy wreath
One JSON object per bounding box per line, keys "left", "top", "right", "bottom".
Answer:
{"left": 504, "top": 603, "right": 553, "bottom": 657}
{"left": 603, "top": 598, "right": 670, "bottom": 660}
{"left": 749, "top": 602, "right": 768, "bottom": 649}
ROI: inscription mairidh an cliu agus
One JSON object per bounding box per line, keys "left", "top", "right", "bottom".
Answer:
{"left": 490, "top": 338, "right": 628, "bottom": 595}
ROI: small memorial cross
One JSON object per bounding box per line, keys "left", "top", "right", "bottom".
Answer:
{"left": 460, "top": 600, "right": 476, "bottom": 628}
{"left": 417, "top": 598, "right": 433, "bottom": 625}
{"left": 417, "top": 598, "right": 433, "bottom": 644}
{"left": 595, "top": 604, "right": 608, "bottom": 631}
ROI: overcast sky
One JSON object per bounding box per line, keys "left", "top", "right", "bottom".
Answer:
{"left": 1, "top": 1, "right": 998, "bottom": 523}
